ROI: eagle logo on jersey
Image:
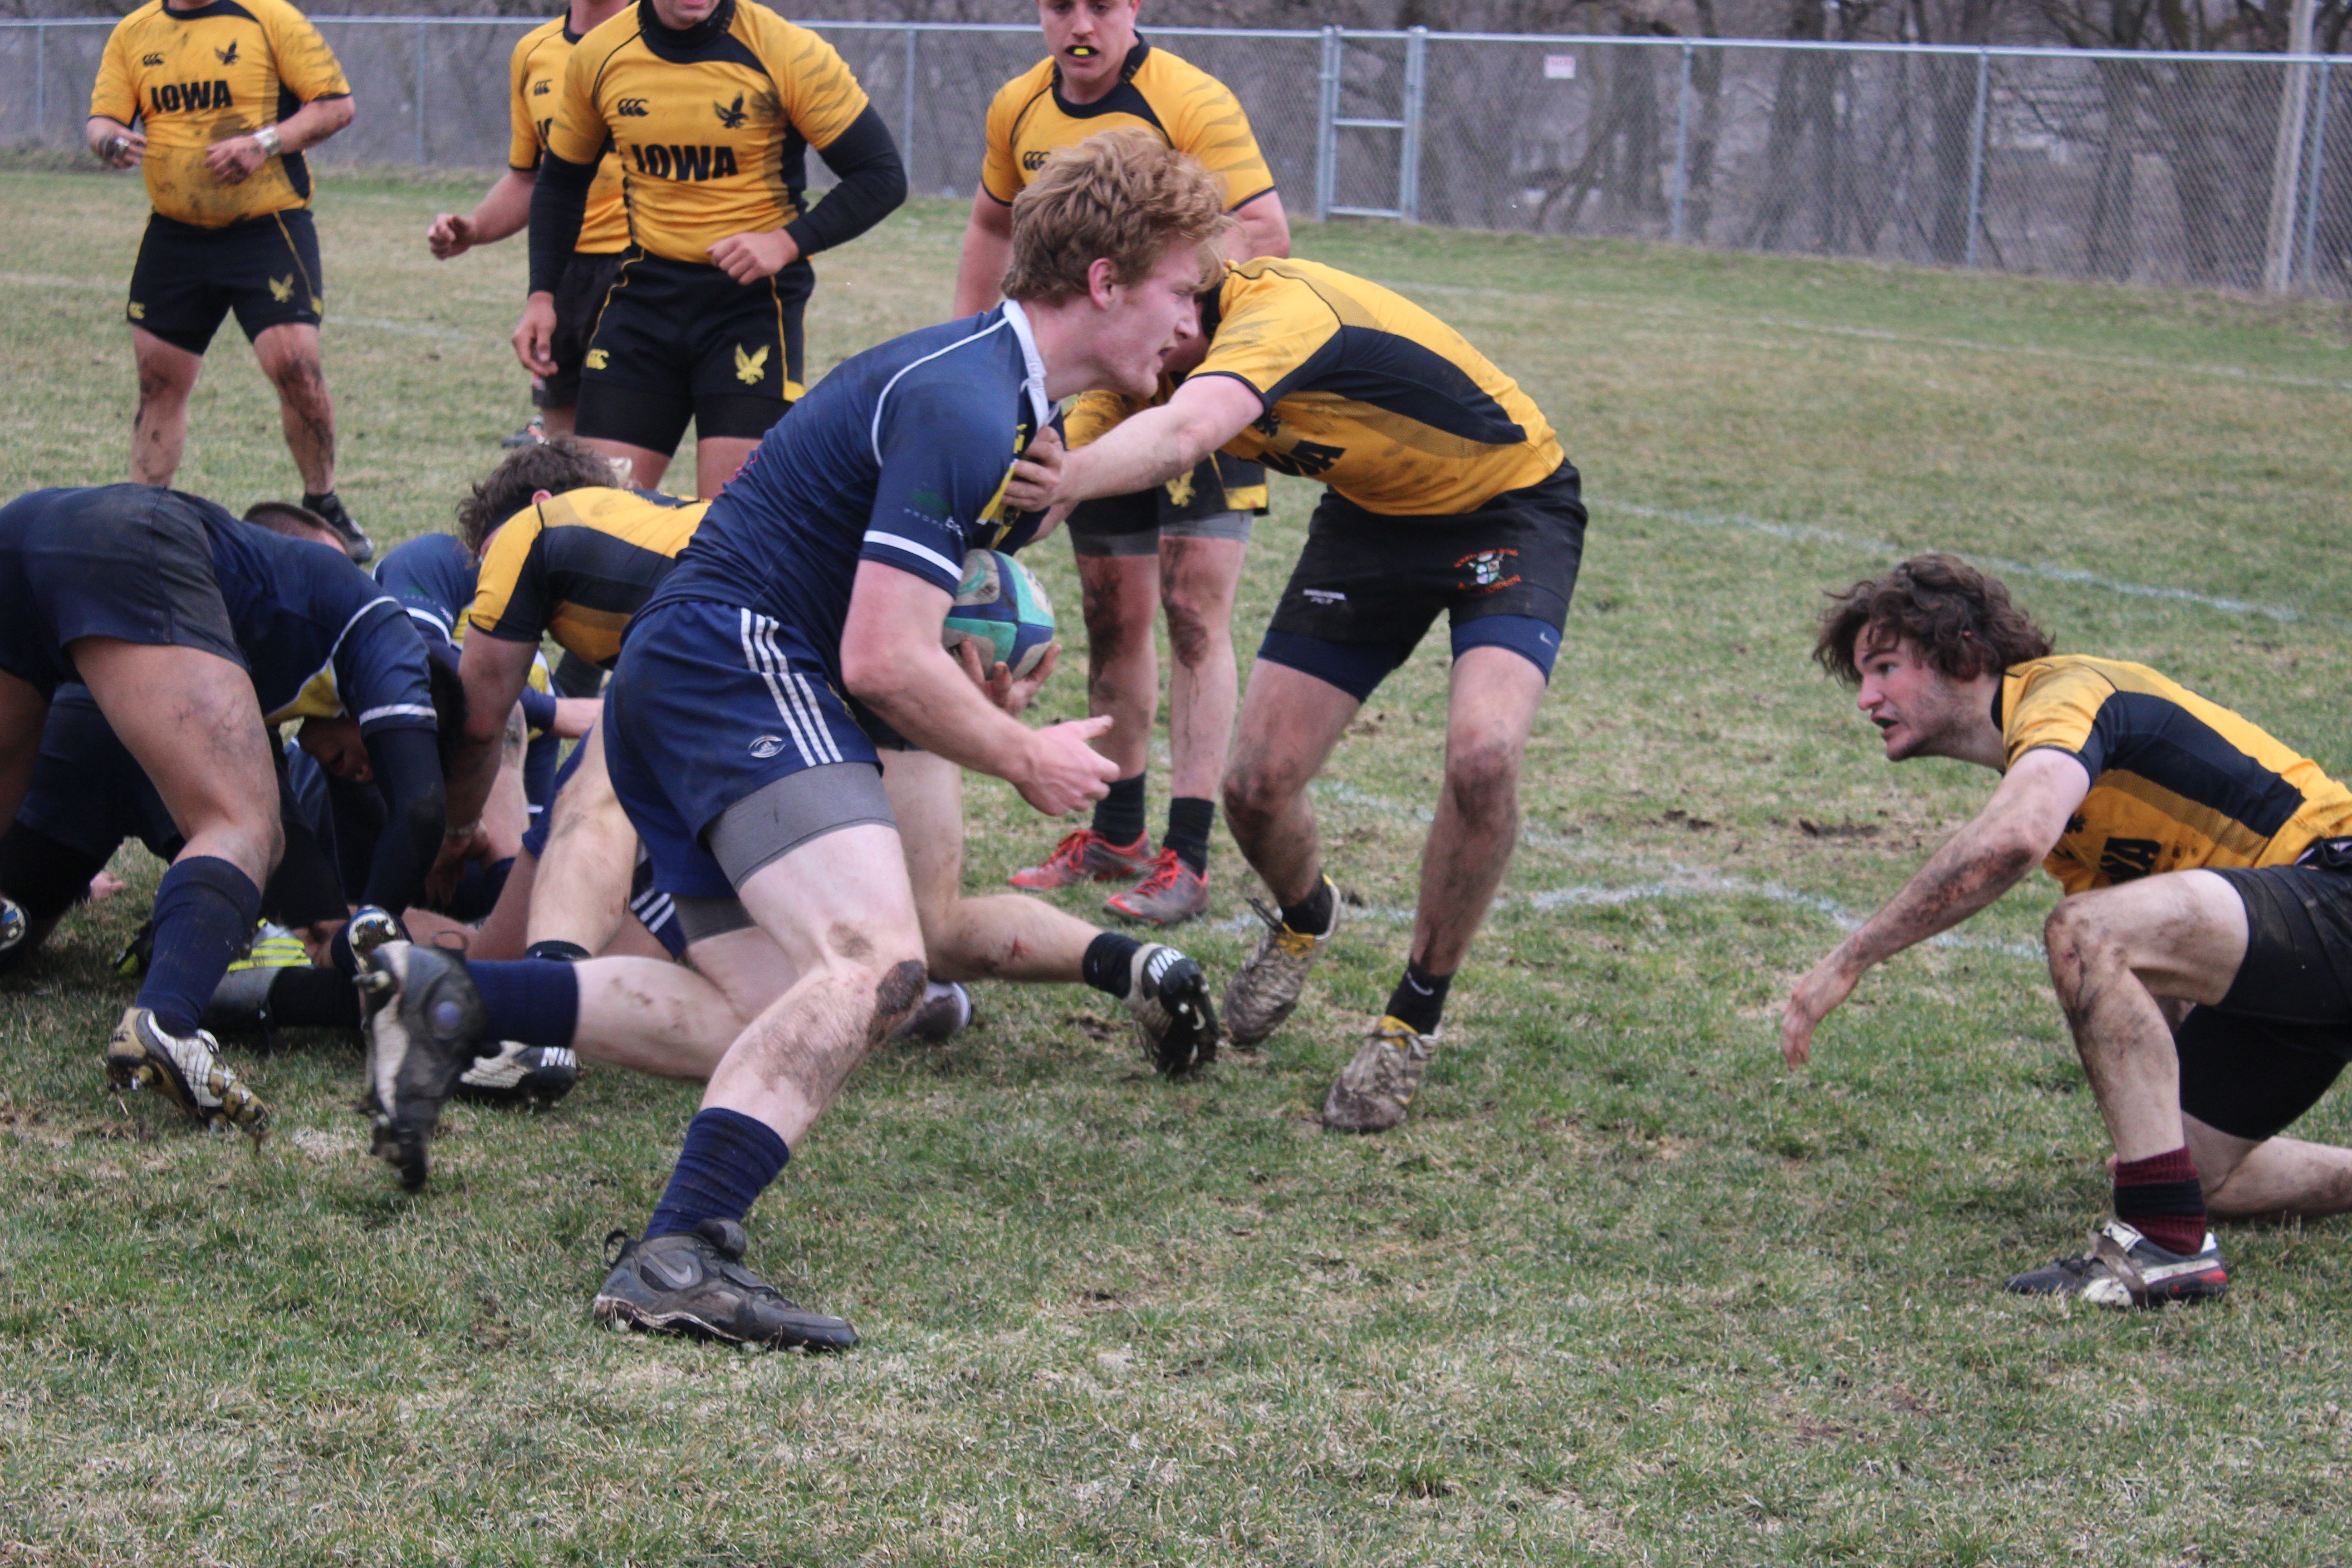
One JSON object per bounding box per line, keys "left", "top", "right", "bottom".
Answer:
{"left": 1163, "top": 469, "right": 1196, "bottom": 507}
{"left": 733, "top": 343, "right": 769, "bottom": 384}
{"left": 714, "top": 93, "right": 749, "bottom": 129}
{"left": 585, "top": 349, "right": 610, "bottom": 369}
{"left": 214, "top": 40, "right": 239, "bottom": 65}
{"left": 269, "top": 274, "right": 294, "bottom": 303}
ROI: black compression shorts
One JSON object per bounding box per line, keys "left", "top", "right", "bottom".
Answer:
{"left": 127, "top": 209, "right": 325, "bottom": 357}
{"left": 2176, "top": 853, "right": 2352, "bottom": 1140}
{"left": 574, "top": 250, "right": 808, "bottom": 456}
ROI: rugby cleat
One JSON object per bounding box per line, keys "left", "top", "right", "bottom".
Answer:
{"left": 110, "top": 918, "right": 156, "bottom": 977}
{"left": 2004, "top": 1219, "right": 2228, "bottom": 1308}
{"left": 104, "top": 1005, "right": 270, "bottom": 1143}
{"left": 454, "top": 1041, "right": 580, "bottom": 1107}
{"left": 304, "top": 492, "right": 374, "bottom": 564}
{"left": 889, "top": 980, "right": 974, "bottom": 1044}
{"left": 1009, "top": 828, "right": 1152, "bottom": 890}
{"left": 500, "top": 416, "right": 547, "bottom": 450}
{"left": 1104, "top": 848, "right": 1210, "bottom": 927}
{"left": 593, "top": 1219, "right": 860, "bottom": 1350}
{"left": 1222, "top": 879, "right": 1341, "bottom": 1046}
{"left": 1124, "top": 942, "right": 1218, "bottom": 1077}
{"left": 201, "top": 924, "right": 311, "bottom": 1038}
{"left": 1322, "top": 1015, "right": 1440, "bottom": 1133}
{"left": 0, "top": 894, "right": 29, "bottom": 973}
{"left": 356, "top": 941, "right": 490, "bottom": 1191}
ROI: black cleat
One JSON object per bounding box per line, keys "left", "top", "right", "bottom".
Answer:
{"left": 304, "top": 491, "right": 374, "bottom": 564}
{"left": 454, "top": 1041, "right": 580, "bottom": 1107}
{"left": 357, "top": 942, "right": 488, "bottom": 1191}
{"left": 592, "top": 1219, "right": 859, "bottom": 1350}
{"left": 1127, "top": 942, "right": 1219, "bottom": 1077}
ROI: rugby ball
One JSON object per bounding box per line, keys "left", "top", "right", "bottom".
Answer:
{"left": 944, "top": 549, "right": 1056, "bottom": 679}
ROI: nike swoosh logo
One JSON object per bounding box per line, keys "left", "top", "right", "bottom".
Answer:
{"left": 642, "top": 1254, "right": 699, "bottom": 1290}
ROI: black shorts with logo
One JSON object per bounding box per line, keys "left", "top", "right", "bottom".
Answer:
{"left": 574, "top": 250, "right": 809, "bottom": 456}
{"left": 127, "top": 209, "right": 325, "bottom": 357}
{"left": 0, "top": 485, "right": 245, "bottom": 698}
{"left": 536, "top": 249, "right": 629, "bottom": 410}
{"left": 2176, "top": 849, "right": 2352, "bottom": 1140}
{"left": 1067, "top": 453, "right": 1268, "bottom": 555}
{"left": 1264, "top": 460, "right": 1587, "bottom": 647}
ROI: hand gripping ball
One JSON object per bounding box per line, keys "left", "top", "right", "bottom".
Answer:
{"left": 943, "top": 548, "right": 1056, "bottom": 679}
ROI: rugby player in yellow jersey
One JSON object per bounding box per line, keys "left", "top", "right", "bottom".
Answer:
{"left": 959, "top": 0, "right": 1289, "bottom": 927}
{"left": 1784, "top": 555, "right": 2352, "bottom": 1306}
{"left": 517, "top": 0, "right": 905, "bottom": 499}
{"left": 85, "top": 0, "right": 368, "bottom": 560}
{"left": 1009, "top": 253, "right": 1587, "bottom": 1134}
{"left": 427, "top": 0, "right": 631, "bottom": 440}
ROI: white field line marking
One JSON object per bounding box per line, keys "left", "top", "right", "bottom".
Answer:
{"left": 1296, "top": 781, "right": 2042, "bottom": 962}
{"left": 1598, "top": 499, "right": 2307, "bottom": 624}
{"left": 1376, "top": 276, "right": 2352, "bottom": 395}
{"left": 0, "top": 271, "right": 113, "bottom": 291}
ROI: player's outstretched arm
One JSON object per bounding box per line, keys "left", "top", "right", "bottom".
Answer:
{"left": 1006, "top": 375, "right": 1260, "bottom": 511}
{"left": 1779, "top": 747, "right": 2089, "bottom": 1067}
{"left": 431, "top": 170, "right": 536, "bottom": 260}
{"left": 841, "top": 562, "right": 1115, "bottom": 817}
{"left": 446, "top": 634, "right": 539, "bottom": 839}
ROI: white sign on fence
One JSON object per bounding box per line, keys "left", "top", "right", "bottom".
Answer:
{"left": 1543, "top": 54, "right": 1577, "bottom": 79}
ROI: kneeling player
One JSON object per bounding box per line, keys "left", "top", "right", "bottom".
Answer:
{"left": 1784, "top": 554, "right": 2352, "bottom": 1306}
{"left": 1012, "top": 255, "right": 1587, "bottom": 1134}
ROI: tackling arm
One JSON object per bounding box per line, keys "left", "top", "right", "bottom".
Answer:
{"left": 1780, "top": 746, "right": 2091, "bottom": 1066}
{"left": 446, "top": 633, "right": 539, "bottom": 835}
{"left": 1006, "top": 375, "right": 1263, "bottom": 510}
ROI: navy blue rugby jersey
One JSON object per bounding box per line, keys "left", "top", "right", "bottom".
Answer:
{"left": 375, "top": 532, "right": 477, "bottom": 657}
{"left": 640, "top": 301, "right": 1053, "bottom": 680}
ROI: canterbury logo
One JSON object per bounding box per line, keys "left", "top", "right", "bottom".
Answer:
{"left": 714, "top": 93, "right": 748, "bottom": 129}
{"left": 1021, "top": 149, "right": 1050, "bottom": 171}
{"left": 142, "top": 51, "right": 165, "bottom": 66}
{"left": 532, "top": 78, "right": 553, "bottom": 96}
{"left": 127, "top": 302, "right": 146, "bottom": 319}
{"left": 148, "top": 80, "right": 232, "bottom": 113}
{"left": 268, "top": 274, "right": 294, "bottom": 302}
{"left": 614, "top": 97, "right": 650, "bottom": 116}
{"left": 629, "top": 143, "right": 738, "bottom": 181}
{"left": 214, "top": 40, "right": 238, "bottom": 64}
{"left": 733, "top": 343, "right": 769, "bottom": 384}
{"left": 584, "top": 348, "right": 610, "bottom": 369}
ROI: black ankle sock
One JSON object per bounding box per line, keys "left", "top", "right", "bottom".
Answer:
{"left": 1384, "top": 958, "right": 1452, "bottom": 1035}
{"left": 1082, "top": 931, "right": 1143, "bottom": 998}
{"left": 1093, "top": 773, "right": 1147, "bottom": 846}
{"left": 266, "top": 965, "right": 364, "bottom": 1029}
{"left": 301, "top": 490, "right": 337, "bottom": 511}
{"left": 1164, "top": 797, "right": 1214, "bottom": 877}
{"left": 1279, "top": 877, "right": 1334, "bottom": 937}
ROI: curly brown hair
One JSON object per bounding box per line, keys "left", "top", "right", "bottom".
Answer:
{"left": 1002, "top": 129, "right": 1232, "bottom": 305}
{"left": 456, "top": 437, "right": 620, "bottom": 556}
{"left": 1814, "top": 553, "right": 2053, "bottom": 685}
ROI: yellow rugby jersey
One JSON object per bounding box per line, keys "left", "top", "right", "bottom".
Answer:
{"left": 91, "top": 0, "right": 349, "bottom": 229}
{"left": 545, "top": 0, "right": 869, "bottom": 264}
{"left": 469, "top": 486, "right": 707, "bottom": 668}
{"left": 2001, "top": 655, "right": 2352, "bottom": 896}
{"left": 1074, "top": 260, "right": 1565, "bottom": 517}
{"left": 509, "top": 15, "right": 630, "bottom": 255}
{"left": 978, "top": 40, "right": 1274, "bottom": 211}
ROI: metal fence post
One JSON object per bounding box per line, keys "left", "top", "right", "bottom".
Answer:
{"left": 34, "top": 23, "right": 46, "bottom": 144}
{"left": 1669, "top": 39, "right": 1693, "bottom": 242}
{"left": 1399, "top": 25, "right": 1426, "bottom": 222}
{"left": 413, "top": 20, "right": 427, "bottom": 165}
{"left": 902, "top": 26, "right": 917, "bottom": 189}
{"left": 2301, "top": 57, "right": 2333, "bottom": 285}
{"left": 1314, "top": 27, "right": 1341, "bottom": 223}
{"left": 1963, "top": 47, "right": 1989, "bottom": 269}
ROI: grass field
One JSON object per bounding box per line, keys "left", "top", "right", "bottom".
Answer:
{"left": 5, "top": 159, "right": 2352, "bottom": 1565}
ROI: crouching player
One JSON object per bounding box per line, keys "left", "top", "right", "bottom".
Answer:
{"left": 1784, "top": 554, "right": 2352, "bottom": 1306}
{"left": 0, "top": 484, "right": 447, "bottom": 1136}
{"left": 347, "top": 135, "right": 1230, "bottom": 1350}
{"left": 1011, "top": 255, "right": 1587, "bottom": 1133}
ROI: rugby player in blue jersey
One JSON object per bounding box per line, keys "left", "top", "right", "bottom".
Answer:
{"left": 0, "top": 484, "right": 449, "bottom": 1137}
{"left": 353, "top": 133, "right": 1230, "bottom": 1347}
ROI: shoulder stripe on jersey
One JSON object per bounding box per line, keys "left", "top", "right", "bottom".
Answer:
{"left": 862, "top": 531, "right": 962, "bottom": 579}
{"left": 357, "top": 703, "right": 437, "bottom": 725}
{"left": 868, "top": 316, "right": 1014, "bottom": 464}
{"left": 402, "top": 604, "right": 455, "bottom": 636}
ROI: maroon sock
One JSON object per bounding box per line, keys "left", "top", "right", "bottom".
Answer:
{"left": 2112, "top": 1146, "right": 2207, "bottom": 1257}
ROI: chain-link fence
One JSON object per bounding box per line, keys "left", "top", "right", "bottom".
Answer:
{"left": 5, "top": 16, "right": 2345, "bottom": 293}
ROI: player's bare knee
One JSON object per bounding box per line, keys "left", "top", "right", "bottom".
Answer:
{"left": 1161, "top": 593, "right": 1222, "bottom": 669}
{"left": 1222, "top": 760, "right": 1280, "bottom": 834}
{"left": 1444, "top": 736, "right": 1523, "bottom": 827}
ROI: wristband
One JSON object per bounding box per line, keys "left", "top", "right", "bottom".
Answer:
{"left": 443, "top": 818, "right": 481, "bottom": 842}
{"left": 252, "top": 124, "right": 283, "bottom": 157}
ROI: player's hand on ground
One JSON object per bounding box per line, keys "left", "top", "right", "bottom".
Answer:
{"left": 205, "top": 133, "right": 268, "bottom": 185}
{"left": 512, "top": 294, "right": 559, "bottom": 377}
{"left": 707, "top": 229, "right": 800, "bottom": 284}
{"left": 1780, "top": 953, "right": 1863, "bottom": 1068}
{"left": 424, "top": 825, "right": 494, "bottom": 907}
{"left": 427, "top": 213, "right": 477, "bottom": 260}
{"left": 1002, "top": 427, "right": 1066, "bottom": 513}
{"left": 85, "top": 871, "right": 128, "bottom": 902}
{"left": 1015, "top": 713, "right": 1117, "bottom": 816}
{"left": 97, "top": 128, "right": 146, "bottom": 169}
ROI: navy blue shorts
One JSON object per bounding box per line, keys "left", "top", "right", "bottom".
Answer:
{"left": 604, "top": 599, "right": 885, "bottom": 902}
{"left": 0, "top": 486, "right": 245, "bottom": 697}
{"left": 15, "top": 686, "right": 181, "bottom": 861}
{"left": 519, "top": 732, "right": 590, "bottom": 862}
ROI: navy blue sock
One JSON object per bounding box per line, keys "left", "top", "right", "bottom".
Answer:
{"left": 1082, "top": 931, "right": 1142, "bottom": 998}
{"left": 462, "top": 960, "right": 579, "bottom": 1047}
{"left": 1092, "top": 772, "right": 1147, "bottom": 846}
{"left": 138, "top": 856, "right": 262, "bottom": 1037}
{"left": 645, "top": 1107, "right": 791, "bottom": 1240}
